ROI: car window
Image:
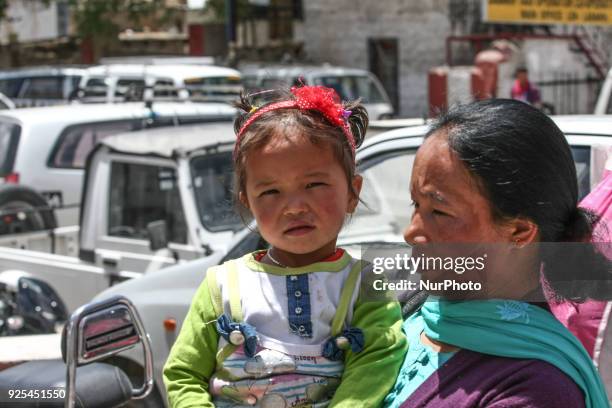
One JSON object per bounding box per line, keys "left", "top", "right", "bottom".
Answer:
{"left": 570, "top": 145, "right": 591, "bottom": 201}
{"left": 314, "top": 75, "right": 386, "bottom": 103}
{"left": 19, "top": 76, "right": 65, "bottom": 100}
{"left": 184, "top": 76, "right": 242, "bottom": 101}
{"left": 108, "top": 162, "right": 187, "bottom": 244}
{"left": 242, "top": 75, "right": 260, "bottom": 91}
{"left": 153, "top": 78, "right": 178, "bottom": 97}
{"left": 0, "top": 78, "right": 23, "bottom": 98}
{"left": 190, "top": 150, "right": 242, "bottom": 231}
{"left": 0, "top": 121, "right": 20, "bottom": 176}
{"left": 49, "top": 121, "right": 141, "bottom": 169}
{"left": 83, "top": 77, "right": 108, "bottom": 98}
{"left": 115, "top": 78, "right": 146, "bottom": 100}
{"left": 344, "top": 149, "right": 416, "bottom": 240}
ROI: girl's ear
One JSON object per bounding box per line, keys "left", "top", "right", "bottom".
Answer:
{"left": 239, "top": 191, "right": 250, "bottom": 209}
{"left": 347, "top": 175, "right": 363, "bottom": 213}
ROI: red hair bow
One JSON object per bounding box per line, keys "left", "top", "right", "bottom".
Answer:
{"left": 235, "top": 86, "right": 355, "bottom": 158}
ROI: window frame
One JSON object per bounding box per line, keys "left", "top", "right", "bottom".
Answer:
{"left": 46, "top": 119, "right": 143, "bottom": 170}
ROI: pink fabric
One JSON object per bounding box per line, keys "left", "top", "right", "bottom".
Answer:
{"left": 549, "top": 170, "right": 612, "bottom": 358}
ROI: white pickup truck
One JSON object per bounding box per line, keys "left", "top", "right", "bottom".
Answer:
{"left": 0, "top": 122, "right": 245, "bottom": 312}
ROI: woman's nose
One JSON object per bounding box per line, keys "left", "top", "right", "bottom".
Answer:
{"left": 403, "top": 213, "right": 429, "bottom": 245}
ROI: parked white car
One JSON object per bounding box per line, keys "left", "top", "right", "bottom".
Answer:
{"left": 78, "top": 64, "right": 243, "bottom": 104}
{"left": 0, "top": 101, "right": 236, "bottom": 232}
{"left": 90, "top": 115, "right": 612, "bottom": 406}
{"left": 241, "top": 64, "right": 394, "bottom": 120}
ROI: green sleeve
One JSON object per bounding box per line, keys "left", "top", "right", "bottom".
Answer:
{"left": 163, "top": 275, "right": 220, "bottom": 408}
{"left": 329, "top": 278, "right": 407, "bottom": 408}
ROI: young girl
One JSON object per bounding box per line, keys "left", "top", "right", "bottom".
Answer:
{"left": 163, "top": 85, "right": 406, "bottom": 408}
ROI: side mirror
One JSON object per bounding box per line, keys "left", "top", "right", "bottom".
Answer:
{"left": 62, "top": 296, "right": 153, "bottom": 408}
{"left": 146, "top": 219, "right": 169, "bottom": 251}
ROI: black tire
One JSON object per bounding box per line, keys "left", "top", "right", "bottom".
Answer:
{"left": 0, "top": 185, "right": 57, "bottom": 235}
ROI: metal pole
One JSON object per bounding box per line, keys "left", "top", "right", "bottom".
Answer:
{"left": 225, "top": 0, "right": 237, "bottom": 43}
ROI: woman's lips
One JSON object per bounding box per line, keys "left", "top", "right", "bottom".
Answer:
{"left": 284, "top": 225, "right": 315, "bottom": 236}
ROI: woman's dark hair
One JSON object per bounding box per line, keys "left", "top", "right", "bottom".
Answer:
{"left": 427, "top": 99, "right": 611, "bottom": 302}
{"left": 232, "top": 88, "right": 368, "bottom": 222}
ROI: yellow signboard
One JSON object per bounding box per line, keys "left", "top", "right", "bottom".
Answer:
{"left": 482, "top": 0, "right": 612, "bottom": 26}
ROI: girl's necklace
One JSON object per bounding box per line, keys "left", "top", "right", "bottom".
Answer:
{"left": 266, "top": 249, "right": 287, "bottom": 268}
{"left": 266, "top": 247, "right": 338, "bottom": 268}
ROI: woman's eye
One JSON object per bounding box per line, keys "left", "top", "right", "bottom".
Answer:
{"left": 432, "top": 209, "right": 448, "bottom": 217}
{"left": 259, "top": 189, "right": 279, "bottom": 197}
{"left": 410, "top": 200, "right": 419, "bottom": 209}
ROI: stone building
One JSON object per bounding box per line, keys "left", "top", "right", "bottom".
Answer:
{"left": 299, "top": 0, "right": 612, "bottom": 116}
{"left": 301, "top": 1, "right": 451, "bottom": 117}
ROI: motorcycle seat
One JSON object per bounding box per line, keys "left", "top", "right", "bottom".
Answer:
{"left": 0, "top": 359, "right": 132, "bottom": 408}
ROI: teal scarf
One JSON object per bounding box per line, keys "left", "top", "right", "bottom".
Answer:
{"left": 421, "top": 297, "right": 610, "bottom": 408}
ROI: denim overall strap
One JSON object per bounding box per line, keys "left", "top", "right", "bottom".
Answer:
{"left": 330, "top": 260, "right": 363, "bottom": 336}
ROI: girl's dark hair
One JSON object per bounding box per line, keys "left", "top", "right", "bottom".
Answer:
{"left": 427, "top": 99, "right": 611, "bottom": 302}
{"left": 232, "top": 88, "right": 368, "bottom": 221}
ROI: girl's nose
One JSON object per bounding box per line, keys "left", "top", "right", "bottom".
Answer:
{"left": 283, "top": 194, "right": 309, "bottom": 216}
{"left": 403, "top": 213, "right": 429, "bottom": 245}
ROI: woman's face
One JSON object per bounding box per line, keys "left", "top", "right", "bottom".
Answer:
{"left": 404, "top": 131, "right": 508, "bottom": 246}
{"left": 404, "top": 130, "right": 525, "bottom": 298}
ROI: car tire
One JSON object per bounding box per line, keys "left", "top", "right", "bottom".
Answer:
{"left": 0, "top": 185, "right": 57, "bottom": 234}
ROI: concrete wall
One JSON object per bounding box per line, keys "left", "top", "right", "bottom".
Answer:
{"left": 302, "top": 1, "right": 450, "bottom": 117}
{"left": 0, "top": 0, "right": 60, "bottom": 45}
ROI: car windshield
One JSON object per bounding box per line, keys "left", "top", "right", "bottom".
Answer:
{"left": 341, "top": 149, "right": 416, "bottom": 243}
{"left": 314, "top": 75, "right": 387, "bottom": 103}
{"left": 0, "top": 121, "right": 20, "bottom": 176}
{"left": 190, "top": 150, "right": 243, "bottom": 232}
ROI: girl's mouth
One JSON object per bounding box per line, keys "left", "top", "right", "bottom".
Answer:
{"left": 284, "top": 225, "right": 315, "bottom": 236}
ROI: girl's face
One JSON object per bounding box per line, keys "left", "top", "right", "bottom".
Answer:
{"left": 240, "top": 132, "right": 362, "bottom": 263}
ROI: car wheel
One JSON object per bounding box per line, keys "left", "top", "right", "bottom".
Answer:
{"left": 0, "top": 185, "right": 57, "bottom": 235}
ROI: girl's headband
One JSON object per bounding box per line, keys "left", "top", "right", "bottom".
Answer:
{"left": 234, "top": 85, "right": 355, "bottom": 158}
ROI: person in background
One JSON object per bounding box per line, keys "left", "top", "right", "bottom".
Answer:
{"left": 511, "top": 67, "right": 542, "bottom": 108}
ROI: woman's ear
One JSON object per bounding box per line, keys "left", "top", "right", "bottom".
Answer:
{"left": 509, "top": 217, "right": 539, "bottom": 248}
{"left": 239, "top": 191, "right": 250, "bottom": 210}
{"left": 347, "top": 175, "right": 363, "bottom": 213}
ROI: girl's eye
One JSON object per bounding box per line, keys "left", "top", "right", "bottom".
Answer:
{"left": 259, "top": 189, "right": 279, "bottom": 197}
{"left": 410, "top": 200, "right": 419, "bottom": 209}
{"left": 306, "top": 182, "right": 326, "bottom": 189}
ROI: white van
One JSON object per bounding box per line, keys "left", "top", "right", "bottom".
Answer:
{"left": 241, "top": 64, "right": 395, "bottom": 120}
{"left": 78, "top": 64, "right": 243, "bottom": 104}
